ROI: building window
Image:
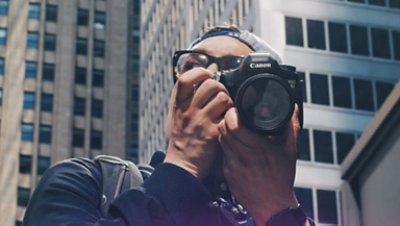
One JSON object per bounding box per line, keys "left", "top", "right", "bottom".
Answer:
{"left": 46, "top": 4, "right": 58, "bottom": 22}
{"left": 0, "top": 27, "right": 7, "bottom": 45}
{"left": 73, "top": 97, "right": 86, "bottom": 116}
{"left": 92, "top": 69, "right": 104, "bottom": 87}
{"left": 23, "top": 92, "right": 35, "bottom": 110}
{"left": 313, "top": 130, "right": 333, "bottom": 163}
{"left": 307, "top": 19, "right": 326, "bottom": 50}
{"left": 39, "top": 125, "right": 51, "bottom": 144}
{"left": 42, "top": 63, "right": 55, "bottom": 81}
{"left": 94, "top": 11, "right": 106, "bottom": 29}
{"left": 332, "top": 76, "right": 352, "bottom": 108}
{"left": 354, "top": 78, "right": 374, "bottom": 111}
{"left": 285, "top": 16, "right": 303, "bottom": 47}
{"left": 27, "top": 32, "right": 39, "bottom": 49}
{"left": 44, "top": 33, "right": 56, "bottom": 51}
{"left": 28, "top": 3, "right": 41, "bottom": 20}
{"left": 375, "top": 81, "right": 394, "bottom": 108}
{"left": 328, "top": 22, "right": 347, "bottom": 53}
{"left": 336, "top": 132, "right": 355, "bottom": 164}
{"left": 310, "top": 73, "right": 329, "bottom": 106}
{"left": 93, "top": 40, "right": 105, "bottom": 58}
{"left": 297, "top": 128, "right": 310, "bottom": 161}
{"left": 371, "top": 28, "right": 390, "bottom": 59}
{"left": 21, "top": 123, "right": 34, "bottom": 141}
{"left": 0, "top": 88, "right": 2, "bottom": 106}
{"left": 73, "top": 128, "right": 84, "bottom": 147}
{"left": 90, "top": 130, "right": 102, "bottom": 149}
{"left": 294, "top": 187, "right": 314, "bottom": 219}
{"left": 76, "top": 38, "right": 88, "bottom": 55}
{"left": 389, "top": 0, "right": 400, "bottom": 8}
{"left": 369, "top": 0, "right": 386, "bottom": 6}
{"left": 392, "top": 31, "right": 400, "bottom": 60}
{"left": 19, "top": 154, "right": 32, "bottom": 174}
{"left": 0, "top": 0, "right": 9, "bottom": 16}
{"left": 317, "top": 189, "right": 338, "bottom": 224}
{"left": 350, "top": 25, "right": 369, "bottom": 56}
{"left": 91, "top": 99, "right": 103, "bottom": 118}
{"left": 0, "top": 57, "right": 3, "bottom": 75}
{"left": 77, "top": 8, "right": 89, "bottom": 26}
{"left": 75, "top": 67, "right": 86, "bottom": 85}
{"left": 37, "top": 156, "right": 50, "bottom": 175}
{"left": 17, "top": 187, "right": 30, "bottom": 207}
{"left": 25, "top": 61, "right": 37, "bottom": 79}
{"left": 41, "top": 93, "right": 53, "bottom": 112}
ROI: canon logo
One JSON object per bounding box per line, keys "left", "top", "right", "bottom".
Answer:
{"left": 249, "top": 62, "right": 271, "bottom": 69}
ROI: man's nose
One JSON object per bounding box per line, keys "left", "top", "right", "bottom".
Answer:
{"left": 206, "top": 63, "right": 219, "bottom": 73}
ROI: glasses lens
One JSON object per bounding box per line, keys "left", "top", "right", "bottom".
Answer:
{"left": 175, "top": 52, "right": 209, "bottom": 75}
{"left": 219, "top": 56, "right": 243, "bottom": 71}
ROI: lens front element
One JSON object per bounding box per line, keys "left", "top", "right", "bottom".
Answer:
{"left": 236, "top": 74, "right": 293, "bottom": 133}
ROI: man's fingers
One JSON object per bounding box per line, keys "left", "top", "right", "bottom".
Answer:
{"left": 192, "top": 79, "right": 229, "bottom": 108}
{"left": 175, "top": 68, "right": 213, "bottom": 103}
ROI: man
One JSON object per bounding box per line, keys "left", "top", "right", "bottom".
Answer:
{"left": 23, "top": 26, "right": 312, "bottom": 226}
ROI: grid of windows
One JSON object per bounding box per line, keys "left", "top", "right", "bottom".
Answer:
{"left": 295, "top": 187, "right": 340, "bottom": 224}
{"left": 41, "top": 93, "right": 53, "bottom": 112}
{"left": 76, "top": 38, "right": 88, "bottom": 55}
{"left": 285, "top": 16, "right": 400, "bottom": 61}
{"left": 39, "top": 125, "right": 52, "bottom": 144}
{"left": 77, "top": 8, "right": 89, "bottom": 26}
{"left": 23, "top": 92, "right": 35, "bottom": 110}
{"left": 17, "top": 187, "right": 30, "bottom": 207}
{"left": 73, "top": 96, "right": 86, "bottom": 116}
{"left": 93, "top": 40, "right": 105, "bottom": 58}
{"left": 44, "top": 33, "right": 57, "bottom": 51}
{"left": 90, "top": 130, "right": 102, "bottom": 149}
{"left": 297, "top": 127, "right": 358, "bottom": 164}
{"left": 37, "top": 156, "right": 50, "bottom": 175}
{"left": 21, "top": 123, "right": 34, "bottom": 141}
{"left": 0, "top": 57, "right": 4, "bottom": 75}
{"left": 94, "top": 11, "right": 106, "bottom": 29}
{"left": 92, "top": 69, "right": 104, "bottom": 87}
{"left": 75, "top": 67, "right": 87, "bottom": 85}
{"left": 73, "top": 128, "right": 84, "bottom": 147}
{"left": 19, "top": 154, "right": 32, "bottom": 174}
{"left": 46, "top": 4, "right": 58, "bottom": 22}
{"left": 42, "top": 63, "right": 55, "bottom": 81}
{"left": 25, "top": 61, "right": 37, "bottom": 79}
{"left": 303, "top": 71, "right": 395, "bottom": 112}
{"left": 91, "top": 99, "right": 103, "bottom": 118}
{"left": 339, "top": 0, "right": 400, "bottom": 9}
{"left": 27, "top": 32, "right": 39, "bottom": 49}
{"left": 0, "top": 27, "right": 7, "bottom": 45}
{"left": 28, "top": 3, "right": 41, "bottom": 20}
{"left": 0, "top": 0, "right": 8, "bottom": 16}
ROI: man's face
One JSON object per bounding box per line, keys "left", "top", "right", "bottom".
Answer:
{"left": 190, "top": 36, "right": 253, "bottom": 73}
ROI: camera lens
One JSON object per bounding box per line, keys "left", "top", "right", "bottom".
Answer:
{"left": 235, "top": 74, "right": 293, "bottom": 133}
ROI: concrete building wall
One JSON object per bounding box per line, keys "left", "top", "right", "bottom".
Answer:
{"left": 359, "top": 122, "right": 400, "bottom": 226}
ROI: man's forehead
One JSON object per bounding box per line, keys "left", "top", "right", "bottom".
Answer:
{"left": 191, "top": 36, "right": 252, "bottom": 56}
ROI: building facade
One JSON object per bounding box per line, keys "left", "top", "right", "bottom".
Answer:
{"left": 139, "top": 0, "right": 400, "bottom": 225}
{"left": 0, "top": 0, "right": 140, "bottom": 225}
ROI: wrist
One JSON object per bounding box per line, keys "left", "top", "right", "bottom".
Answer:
{"left": 265, "top": 205, "right": 310, "bottom": 226}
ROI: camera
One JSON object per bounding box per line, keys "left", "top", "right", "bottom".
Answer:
{"left": 214, "top": 52, "right": 304, "bottom": 134}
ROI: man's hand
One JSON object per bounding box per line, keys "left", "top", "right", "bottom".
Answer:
{"left": 219, "top": 106, "right": 301, "bottom": 226}
{"left": 164, "top": 68, "right": 234, "bottom": 180}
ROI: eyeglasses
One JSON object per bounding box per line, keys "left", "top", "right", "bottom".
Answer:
{"left": 172, "top": 50, "right": 243, "bottom": 83}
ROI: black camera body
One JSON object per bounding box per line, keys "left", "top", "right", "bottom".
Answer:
{"left": 215, "top": 52, "right": 303, "bottom": 134}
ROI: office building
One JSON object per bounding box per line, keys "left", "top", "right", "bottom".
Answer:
{"left": 139, "top": 0, "right": 400, "bottom": 225}
{"left": 0, "top": 0, "right": 141, "bottom": 225}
